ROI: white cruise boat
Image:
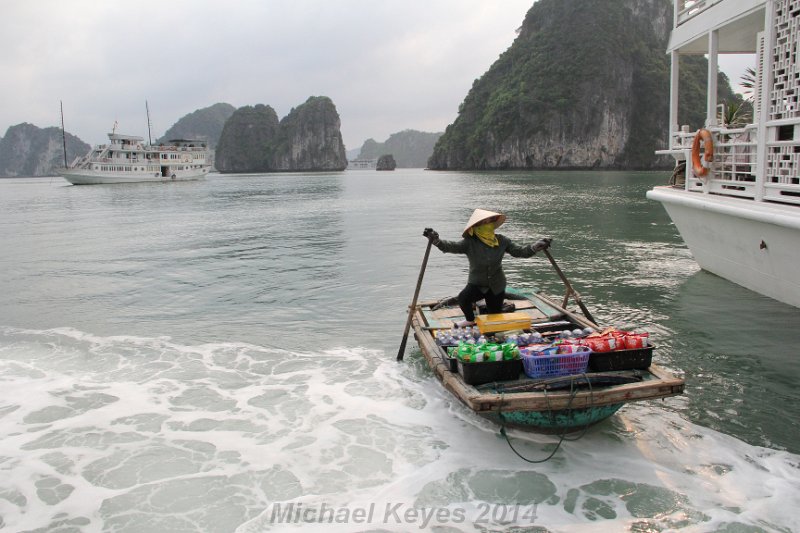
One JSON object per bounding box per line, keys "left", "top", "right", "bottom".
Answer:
{"left": 347, "top": 158, "right": 378, "bottom": 169}
{"left": 62, "top": 133, "right": 212, "bottom": 185}
{"left": 648, "top": 0, "right": 800, "bottom": 308}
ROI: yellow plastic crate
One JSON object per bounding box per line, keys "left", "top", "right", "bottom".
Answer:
{"left": 475, "top": 312, "right": 531, "bottom": 334}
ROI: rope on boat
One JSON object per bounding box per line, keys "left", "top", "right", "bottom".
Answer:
{"left": 669, "top": 161, "right": 686, "bottom": 187}
{"left": 497, "top": 374, "right": 594, "bottom": 463}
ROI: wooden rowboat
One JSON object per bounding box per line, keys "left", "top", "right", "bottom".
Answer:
{"left": 411, "top": 289, "right": 685, "bottom": 433}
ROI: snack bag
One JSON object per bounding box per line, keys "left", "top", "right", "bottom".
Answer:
{"left": 480, "top": 343, "right": 503, "bottom": 361}
{"left": 487, "top": 350, "right": 504, "bottom": 362}
{"left": 501, "top": 343, "right": 520, "bottom": 360}
{"left": 521, "top": 343, "right": 557, "bottom": 357}
{"left": 456, "top": 342, "right": 476, "bottom": 362}
{"left": 585, "top": 336, "right": 615, "bottom": 352}
{"left": 623, "top": 332, "right": 650, "bottom": 349}
{"left": 557, "top": 343, "right": 582, "bottom": 354}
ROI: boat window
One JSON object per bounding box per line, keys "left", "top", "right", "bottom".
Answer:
{"left": 778, "top": 125, "right": 795, "bottom": 141}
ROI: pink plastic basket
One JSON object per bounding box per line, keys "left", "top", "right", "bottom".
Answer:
{"left": 522, "top": 348, "right": 591, "bottom": 379}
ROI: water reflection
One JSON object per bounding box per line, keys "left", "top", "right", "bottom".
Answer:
{"left": 670, "top": 271, "right": 800, "bottom": 451}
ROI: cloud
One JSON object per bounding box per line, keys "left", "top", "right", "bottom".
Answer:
{"left": 0, "top": 0, "right": 532, "bottom": 149}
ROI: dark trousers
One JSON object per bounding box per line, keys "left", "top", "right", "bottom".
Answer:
{"left": 458, "top": 284, "right": 505, "bottom": 322}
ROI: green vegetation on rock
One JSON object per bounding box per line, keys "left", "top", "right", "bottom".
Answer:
{"left": 429, "top": 0, "right": 741, "bottom": 170}
{"left": 358, "top": 130, "right": 442, "bottom": 168}
{"left": 270, "top": 96, "right": 348, "bottom": 172}
{"left": 216, "top": 97, "right": 347, "bottom": 173}
{"left": 215, "top": 105, "right": 280, "bottom": 173}
{"left": 0, "top": 123, "right": 89, "bottom": 177}
{"left": 157, "top": 103, "right": 236, "bottom": 148}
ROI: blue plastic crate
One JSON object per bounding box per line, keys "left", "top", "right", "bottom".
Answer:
{"left": 522, "top": 348, "right": 591, "bottom": 379}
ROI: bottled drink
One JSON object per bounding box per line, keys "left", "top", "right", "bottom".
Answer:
{"left": 436, "top": 332, "right": 446, "bottom": 345}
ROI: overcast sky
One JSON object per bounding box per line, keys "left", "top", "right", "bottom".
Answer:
{"left": 1, "top": 1, "right": 753, "bottom": 151}
{"left": 0, "top": 1, "right": 534, "bottom": 150}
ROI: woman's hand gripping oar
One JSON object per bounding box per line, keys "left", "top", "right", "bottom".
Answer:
{"left": 397, "top": 228, "right": 438, "bottom": 361}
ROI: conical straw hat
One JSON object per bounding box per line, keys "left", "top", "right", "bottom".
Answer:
{"left": 462, "top": 208, "right": 506, "bottom": 237}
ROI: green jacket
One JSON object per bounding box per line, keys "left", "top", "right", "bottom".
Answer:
{"left": 435, "top": 234, "right": 536, "bottom": 294}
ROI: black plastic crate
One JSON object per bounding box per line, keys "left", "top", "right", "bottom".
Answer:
{"left": 587, "top": 346, "right": 653, "bottom": 371}
{"left": 446, "top": 356, "right": 458, "bottom": 373}
{"left": 457, "top": 359, "right": 523, "bottom": 385}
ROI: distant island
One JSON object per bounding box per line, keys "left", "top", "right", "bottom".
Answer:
{"left": 157, "top": 102, "right": 236, "bottom": 149}
{"left": 0, "top": 123, "right": 89, "bottom": 178}
{"left": 215, "top": 96, "right": 347, "bottom": 173}
{"left": 355, "top": 130, "right": 442, "bottom": 168}
{"left": 376, "top": 154, "right": 397, "bottom": 171}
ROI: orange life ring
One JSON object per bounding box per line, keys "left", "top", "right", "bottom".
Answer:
{"left": 691, "top": 128, "right": 714, "bottom": 177}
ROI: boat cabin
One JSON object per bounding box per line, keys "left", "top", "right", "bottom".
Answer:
{"left": 660, "top": 0, "right": 800, "bottom": 205}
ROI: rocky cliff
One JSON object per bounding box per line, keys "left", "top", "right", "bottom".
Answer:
{"left": 376, "top": 154, "right": 397, "bottom": 171}
{"left": 358, "top": 130, "right": 443, "bottom": 168}
{"left": 215, "top": 105, "right": 280, "bottom": 173}
{"left": 0, "top": 123, "right": 90, "bottom": 177}
{"left": 157, "top": 103, "right": 236, "bottom": 148}
{"left": 270, "top": 97, "right": 348, "bottom": 171}
{"left": 428, "top": 0, "right": 739, "bottom": 170}
{"left": 215, "top": 97, "right": 347, "bottom": 173}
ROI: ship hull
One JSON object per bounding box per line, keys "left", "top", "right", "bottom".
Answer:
{"left": 62, "top": 168, "right": 209, "bottom": 185}
{"left": 648, "top": 186, "right": 800, "bottom": 308}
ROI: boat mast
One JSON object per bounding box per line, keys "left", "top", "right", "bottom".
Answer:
{"left": 146, "top": 100, "right": 153, "bottom": 145}
{"left": 60, "top": 101, "right": 68, "bottom": 168}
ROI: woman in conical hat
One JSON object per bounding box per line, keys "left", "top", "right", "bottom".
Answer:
{"left": 424, "top": 209, "right": 551, "bottom": 327}
{"left": 461, "top": 208, "right": 507, "bottom": 238}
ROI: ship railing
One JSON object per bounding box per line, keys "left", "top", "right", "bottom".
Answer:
{"left": 674, "top": 124, "right": 800, "bottom": 206}
{"left": 151, "top": 145, "right": 206, "bottom": 151}
{"left": 674, "top": 125, "right": 758, "bottom": 199}
{"left": 763, "top": 118, "right": 800, "bottom": 206}
{"left": 71, "top": 145, "right": 111, "bottom": 169}
{"left": 676, "top": 0, "right": 723, "bottom": 26}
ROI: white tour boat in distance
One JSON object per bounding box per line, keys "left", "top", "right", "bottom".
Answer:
{"left": 649, "top": 0, "right": 800, "bottom": 308}
{"left": 62, "top": 133, "right": 212, "bottom": 185}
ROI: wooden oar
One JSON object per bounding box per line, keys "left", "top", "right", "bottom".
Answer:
{"left": 542, "top": 248, "right": 597, "bottom": 325}
{"left": 397, "top": 238, "right": 434, "bottom": 361}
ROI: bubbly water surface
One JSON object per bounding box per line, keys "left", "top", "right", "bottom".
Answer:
{"left": 1, "top": 171, "right": 798, "bottom": 532}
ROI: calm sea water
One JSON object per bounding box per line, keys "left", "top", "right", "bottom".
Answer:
{"left": 1, "top": 170, "right": 798, "bottom": 532}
